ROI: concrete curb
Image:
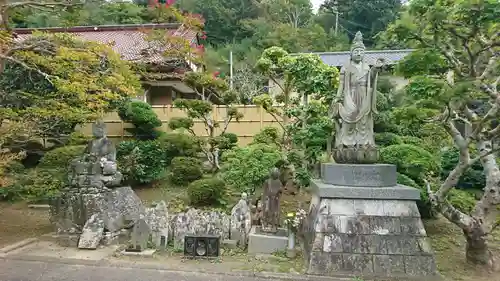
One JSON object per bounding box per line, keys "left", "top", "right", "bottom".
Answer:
{"left": 0, "top": 238, "right": 38, "bottom": 254}
{"left": 27, "top": 204, "right": 50, "bottom": 210}
{"left": 0, "top": 254, "right": 352, "bottom": 281}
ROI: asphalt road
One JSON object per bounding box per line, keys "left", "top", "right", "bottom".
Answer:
{"left": 0, "top": 259, "right": 276, "bottom": 281}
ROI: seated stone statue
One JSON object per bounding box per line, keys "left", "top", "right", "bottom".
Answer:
{"left": 260, "top": 168, "right": 283, "bottom": 233}
{"left": 68, "top": 121, "right": 123, "bottom": 189}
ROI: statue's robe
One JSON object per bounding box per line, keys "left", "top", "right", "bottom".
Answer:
{"left": 261, "top": 179, "right": 281, "bottom": 232}
{"left": 335, "top": 61, "right": 379, "bottom": 147}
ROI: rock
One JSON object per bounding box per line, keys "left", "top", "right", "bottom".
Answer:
{"left": 78, "top": 214, "right": 104, "bottom": 249}
{"left": 103, "top": 186, "right": 145, "bottom": 232}
{"left": 171, "top": 208, "right": 230, "bottom": 249}
{"left": 144, "top": 201, "right": 169, "bottom": 249}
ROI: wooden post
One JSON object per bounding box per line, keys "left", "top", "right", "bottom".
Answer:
{"left": 120, "top": 120, "right": 124, "bottom": 140}
{"left": 212, "top": 105, "right": 218, "bottom": 136}
{"left": 259, "top": 105, "right": 264, "bottom": 129}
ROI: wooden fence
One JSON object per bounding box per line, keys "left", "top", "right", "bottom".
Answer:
{"left": 79, "top": 105, "right": 282, "bottom": 145}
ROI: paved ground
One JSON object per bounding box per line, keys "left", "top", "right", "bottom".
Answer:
{"left": 0, "top": 259, "right": 274, "bottom": 281}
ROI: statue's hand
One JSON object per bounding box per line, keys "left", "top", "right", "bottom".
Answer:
{"left": 374, "top": 58, "right": 385, "bottom": 68}
{"left": 330, "top": 100, "right": 340, "bottom": 118}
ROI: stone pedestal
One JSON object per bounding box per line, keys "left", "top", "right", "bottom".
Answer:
{"left": 304, "top": 163, "right": 438, "bottom": 279}
{"left": 248, "top": 226, "right": 288, "bottom": 254}
{"left": 50, "top": 186, "right": 145, "bottom": 248}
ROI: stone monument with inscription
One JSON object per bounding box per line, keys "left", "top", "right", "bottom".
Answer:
{"left": 304, "top": 32, "right": 438, "bottom": 279}
{"left": 49, "top": 121, "right": 145, "bottom": 249}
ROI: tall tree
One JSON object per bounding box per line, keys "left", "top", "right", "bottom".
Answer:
{"left": 0, "top": 1, "right": 141, "bottom": 142}
{"left": 385, "top": 0, "right": 500, "bottom": 267}
{"left": 9, "top": 0, "right": 148, "bottom": 28}
{"left": 321, "top": 0, "right": 402, "bottom": 46}
{"left": 176, "top": 0, "right": 259, "bottom": 45}
{"left": 256, "top": 0, "right": 313, "bottom": 28}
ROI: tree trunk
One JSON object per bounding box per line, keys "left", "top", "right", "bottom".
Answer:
{"left": 464, "top": 224, "right": 495, "bottom": 267}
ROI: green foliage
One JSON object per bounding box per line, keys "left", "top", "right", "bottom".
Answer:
{"left": 404, "top": 76, "right": 447, "bottom": 106}
{"left": 169, "top": 157, "right": 203, "bottom": 185}
{"left": 284, "top": 54, "right": 339, "bottom": 102}
{"left": 321, "top": 0, "right": 402, "bottom": 47}
{"left": 389, "top": 106, "right": 441, "bottom": 137}
{"left": 251, "top": 127, "right": 282, "bottom": 146}
{"left": 2, "top": 168, "right": 65, "bottom": 202}
{"left": 168, "top": 117, "right": 195, "bottom": 131}
{"left": 0, "top": 33, "right": 140, "bottom": 139}
{"left": 399, "top": 136, "right": 422, "bottom": 147}
{"left": 219, "top": 132, "right": 238, "bottom": 149}
{"left": 67, "top": 132, "right": 92, "bottom": 146}
{"left": 187, "top": 177, "right": 227, "bottom": 207}
{"left": 38, "top": 145, "right": 85, "bottom": 170}
{"left": 448, "top": 189, "right": 477, "bottom": 215}
{"left": 376, "top": 77, "right": 395, "bottom": 94}
{"left": 440, "top": 148, "right": 485, "bottom": 190}
{"left": 157, "top": 132, "right": 200, "bottom": 165}
{"left": 118, "top": 100, "right": 162, "bottom": 140}
{"left": 380, "top": 144, "right": 440, "bottom": 184}
{"left": 397, "top": 173, "right": 418, "bottom": 188}
{"left": 1, "top": 145, "right": 85, "bottom": 202}
{"left": 11, "top": 1, "right": 149, "bottom": 28}
{"left": 221, "top": 143, "right": 284, "bottom": 192}
{"left": 396, "top": 49, "right": 449, "bottom": 78}
{"left": 117, "top": 140, "right": 167, "bottom": 184}
{"left": 375, "top": 132, "right": 402, "bottom": 147}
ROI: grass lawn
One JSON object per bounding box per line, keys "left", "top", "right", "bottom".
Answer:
{"left": 1, "top": 184, "right": 499, "bottom": 281}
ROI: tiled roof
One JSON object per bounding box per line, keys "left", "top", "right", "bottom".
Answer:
{"left": 294, "top": 49, "right": 414, "bottom": 67}
{"left": 13, "top": 24, "right": 198, "bottom": 63}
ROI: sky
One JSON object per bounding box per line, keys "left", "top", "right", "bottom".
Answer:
{"left": 311, "top": 0, "right": 323, "bottom": 13}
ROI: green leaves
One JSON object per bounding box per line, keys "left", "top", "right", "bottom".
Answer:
{"left": 396, "top": 49, "right": 449, "bottom": 78}
{"left": 0, "top": 32, "right": 141, "bottom": 138}
{"left": 118, "top": 100, "right": 162, "bottom": 140}
{"left": 221, "top": 143, "right": 284, "bottom": 192}
{"left": 173, "top": 99, "right": 212, "bottom": 119}
{"left": 168, "top": 117, "right": 194, "bottom": 131}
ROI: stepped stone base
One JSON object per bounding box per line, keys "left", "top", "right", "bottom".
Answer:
{"left": 304, "top": 164, "right": 438, "bottom": 279}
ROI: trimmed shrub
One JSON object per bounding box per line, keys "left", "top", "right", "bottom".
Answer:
{"left": 8, "top": 168, "right": 64, "bottom": 202}
{"left": 377, "top": 77, "right": 395, "bottom": 94}
{"left": 220, "top": 132, "right": 238, "bottom": 149}
{"left": 380, "top": 144, "right": 440, "bottom": 184}
{"left": 440, "top": 147, "right": 485, "bottom": 190}
{"left": 399, "top": 136, "right": 422, "bottom": 147}
{"left": 67, "top": 132, "right": 92, "bottom": 146}
{"left": 221, "top": 143, "right": 284, "bottom": 192}
{"left": 397, "top": 173, "right": 418, "bottom": 187}
{"left": 118, "top": 100, "right": 162, "bottom": 140}
{"left": 117, "top": 140, "right": 167, "bottom": 184}
{"left": 169, "top": 156, "right": 203, "bottom": 185}
{"left": 38, "top": 145, "right": 85, "bottom": 171}
{"left": 158, "top": 132, "right": 200, "bottom": 165}
{"left": 448, "top": 189, "right": 476, "bottom": 214}
{"left": 251, "top": 127, "right": 281, "bottom": 146}
{"left": 375, "top": 132, "right": 402, "bottom": 147}
{"left": 187, "top": 177, "right": 227, "bottom": 207}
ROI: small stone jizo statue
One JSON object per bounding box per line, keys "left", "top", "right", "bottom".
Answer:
{"left": 261, "top": 168, "right": 283, "bottom": 233}
{"left": 231, "top": 192, "right": 251, "bottom": 246}
{"left": 331, "top": 31, "right": 385, "bottom": 164}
